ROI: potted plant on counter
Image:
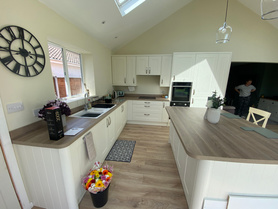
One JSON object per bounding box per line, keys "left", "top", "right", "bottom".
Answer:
{"left": 205, "top": 91, "right": 225, "bottom": 124}
{"left": 38, "top": 99, "right": 71, "bottom": 126}
{"left": 82, "top": 161, "right": 113, "bottom": 208}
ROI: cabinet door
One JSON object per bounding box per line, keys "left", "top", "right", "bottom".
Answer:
{"left": 112, "top": 56, "right": 127, "bottom": 85}
{"left": 92, "top": 119, "right": 108, "bottom": 162}
{"left": 191, "top": 54, "right": 218, "bottom": 107}
{"left": 149, "top": 56, "right": 162, "bottom": 75}
{"left": 160, "top": 55, "right": 172, "bottom": 87}
{"left": 136, "top": 56, "right": 148, "bottom": 75}
{"left": 161, "top": 101, "right": 170, "bottom": 122}
{"left": 171, "top": 53, "right": 196, "bottom": 82}
{"left": 213, "top": 53, "right": 232, "bottom": 97}
{"left": 115, "top": 105, "right": 123, "bottom": 139}
{"left": 126, "top": 56, "right": 136, "bottom": 86}
{"left": 107, "top": 111, "right": 116, "bottom": 144}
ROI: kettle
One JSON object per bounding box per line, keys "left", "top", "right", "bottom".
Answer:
{"left": 113, "top": 91, "right": 118, "bottom": 99}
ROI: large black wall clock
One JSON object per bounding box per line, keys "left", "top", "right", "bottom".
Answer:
{"left": 0, "top": 25, "right": 45, "bottom": 77}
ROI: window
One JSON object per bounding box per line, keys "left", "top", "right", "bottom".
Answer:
{"left": 48, "top": 43, "right": 84, "bottom": 98}
{"left": 114, "top": 0, "right": 146, "bottom": 16}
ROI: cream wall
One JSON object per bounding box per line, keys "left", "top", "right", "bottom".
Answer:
{"left": 114, "top": 0, "right": 278, "bottom": 63}
{"left": 1, "top": 0, "right": 113, "bottom": 131}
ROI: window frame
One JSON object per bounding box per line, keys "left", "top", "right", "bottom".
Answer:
{"left": 48, "top": 42, "right": 85, "bottom": 99}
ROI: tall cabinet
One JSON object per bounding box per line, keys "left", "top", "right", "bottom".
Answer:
{"left": 171, "top": 52, "right": 232, "bottom": 108}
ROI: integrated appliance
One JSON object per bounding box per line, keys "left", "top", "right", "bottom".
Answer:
{"left": 170, "top": 82, "right": 192, "bottom": 107}
{"left": 113, "top": 90, "right": 125, "bottom": 98}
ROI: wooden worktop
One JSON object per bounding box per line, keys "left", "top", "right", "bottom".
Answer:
{"left": 11, "top": 95, "right": 169, "bottom": 149}
{"left": 166, "top": 107, "right": 278, "bottom": 164}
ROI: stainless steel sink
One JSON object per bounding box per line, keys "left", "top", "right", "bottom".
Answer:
{"left": 70, "top": 104, "right": 116, "bottom": 118}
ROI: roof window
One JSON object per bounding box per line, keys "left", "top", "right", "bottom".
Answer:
{"left": 114, "top": 0, "right": 146, "bottom": 16}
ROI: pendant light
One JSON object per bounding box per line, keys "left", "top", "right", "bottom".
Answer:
{"left": 261, "top": 0, "right": 278, "bottom": 20}
{"left": 216, "top": 0, "right": 232, "bottom": 44}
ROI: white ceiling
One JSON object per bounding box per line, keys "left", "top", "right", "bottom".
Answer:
{"left": 38, "top": 0, "right": 278, "bottom": 51}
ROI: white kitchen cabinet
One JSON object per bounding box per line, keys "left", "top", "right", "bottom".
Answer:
{"left": 160, "top": 55, "right": 172, "bottom": 87}
{"left": 127, "top": 100, "right": 169, "bottom": 125}
{"left": 115, "top": 102, "right": 127, "bottom": 138}
{"left": 112, "top": 56, "right": 136, "bottom": 86}
{"left": 171, "top": 52, "right": 232, "bottom": 108}
{"left": 161, "top": 101, "right": 170, "bottom": 122}
{"left": 13, "top": 102, "right": 127, "bottom": 209}
{"left": 171, "top": 53, "right": 196, "bottom": 82}
{"left": 136, "top": 56, "right": 161, "bottom": 75}
{"left": 112, "top": 56, "right": 126, "bottom": 86}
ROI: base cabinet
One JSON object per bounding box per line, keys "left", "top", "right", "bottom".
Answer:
{"left": 13, "top": 102, "right": 127, "bottom": 209}
{"left": 169, "top": 122, "right": 278, "bottom": 209}
{"left": 127, "top": 100, "right": 169, "bottom": 126}
{"left": 258, "top": 98, "right": 278, "bottom": 122}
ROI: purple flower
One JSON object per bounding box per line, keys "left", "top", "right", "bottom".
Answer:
{"left": 101, "top": 175, "right": 106, "bottom": 181}
{"left": 38, "top": 99, "right": 71, "bottom": 120}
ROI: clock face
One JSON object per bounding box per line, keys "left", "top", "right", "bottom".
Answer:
{"left": 0, "top": 25, "right": 45, "bottom": 77}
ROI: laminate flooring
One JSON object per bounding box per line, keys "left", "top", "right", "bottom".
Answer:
{"left": 79, "top": 124, "right": 188, "bottom": 209}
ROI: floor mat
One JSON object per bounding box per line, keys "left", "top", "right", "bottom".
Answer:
{"left": 105, "top": 140, "right": 136, "bottom": 163}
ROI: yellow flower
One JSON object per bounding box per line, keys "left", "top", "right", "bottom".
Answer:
{"left": 90, "top": 170, "right": 97, "bottom": 176}
{"left": 94, "top": 172, "right": 100, "bottom": 178}
{"left": 95, "top": 180, "right": 104, "bottom": 188}
{"left": 107, "top": 172, "right": 113, "bottom": 177}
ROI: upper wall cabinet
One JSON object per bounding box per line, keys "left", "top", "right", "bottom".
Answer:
{"left": 136, "top": 56, "right": 161, "bottom": 75}
{"left": 160, "top": 55, "right": 172, "bottom": 87}
{"left": 112, "top": 56, "right": 136, "bottom": 86}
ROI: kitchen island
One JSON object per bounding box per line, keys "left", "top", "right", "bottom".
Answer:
{"left": 166, "top": 107, "right": 278, "bottom": 209}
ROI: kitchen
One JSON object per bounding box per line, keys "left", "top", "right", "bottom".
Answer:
{"left": 1, "top": 0, "right": 278, "bottom": 209}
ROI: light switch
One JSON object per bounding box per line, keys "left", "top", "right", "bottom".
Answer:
{"left": 6, "top": 102, "right": 24, "bottom": 113}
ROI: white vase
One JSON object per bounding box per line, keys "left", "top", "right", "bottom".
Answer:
{"left": 61, "top": 114, "right": 66, "bottom": 127}
{"left": 206, "top": 108, "right": 221, "bottom": 124}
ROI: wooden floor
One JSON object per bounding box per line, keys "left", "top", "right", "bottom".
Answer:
{"left": 79, "top": 124, "right": 188, "bottom": 209}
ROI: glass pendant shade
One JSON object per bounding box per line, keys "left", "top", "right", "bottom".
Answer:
{"left": 216, "top": 22, "right": 232, "bottom": 44}
{"left": 216, "top": 0, "right": 232, "bottom": 44}
{"left": 261, "top": 0, "right": 278, "bottom": 20}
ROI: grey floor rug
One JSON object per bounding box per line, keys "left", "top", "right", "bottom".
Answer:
{"left": 105, "top": 140, "right": 136, "bottom": 163}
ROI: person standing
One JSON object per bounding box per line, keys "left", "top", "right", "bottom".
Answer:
{"left": 234, "top": 79, "right": 256, "bottom": 118}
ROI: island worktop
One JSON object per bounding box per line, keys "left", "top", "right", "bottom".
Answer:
{"left": 166, "top": 107, "right": 278, "bottom": 209}
{"left": 166, "top": 107, "right": 278, "bottom": 164}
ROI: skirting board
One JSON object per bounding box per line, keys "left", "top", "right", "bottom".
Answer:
{"left": 227, "top": 195, "right": 278, "bottom": 209}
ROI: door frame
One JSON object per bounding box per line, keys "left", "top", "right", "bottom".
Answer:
{"left": 0, "top": 97, "right": 32, "bottom": 209}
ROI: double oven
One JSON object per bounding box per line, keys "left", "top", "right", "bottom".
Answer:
{"left": 170, "top": 82, "right": 192, "bottom": 107}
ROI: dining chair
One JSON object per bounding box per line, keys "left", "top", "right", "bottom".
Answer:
{"left": 246, "top": 107, "right": 271, "bottom": 128}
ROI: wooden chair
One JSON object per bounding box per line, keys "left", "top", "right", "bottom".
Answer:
{"left": 246, "top": 107, "right": 271, "bottom": 128}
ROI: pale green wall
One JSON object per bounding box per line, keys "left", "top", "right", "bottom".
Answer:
{"left": 0, "top": 0, "right": 113, "bottom": 130}
{"left": 114, "top": 0, "right": 278, "bottom": 63}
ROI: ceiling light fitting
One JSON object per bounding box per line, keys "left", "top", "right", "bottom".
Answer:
{"left": 216, "top": 0, "right": 232, "bottom": 44}
{"left": 261, "top": 0, "right": 278, "bottom": 20}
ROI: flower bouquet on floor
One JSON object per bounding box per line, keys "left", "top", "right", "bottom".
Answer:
{"left": 82, "top": 162, "right": 113, "bottom": 208}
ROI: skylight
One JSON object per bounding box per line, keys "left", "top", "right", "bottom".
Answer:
{"left": 115, "top": 0, "right": 146, "bottom": 16}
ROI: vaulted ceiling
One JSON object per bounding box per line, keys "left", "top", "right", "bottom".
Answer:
{"left": 38, "top": 0, "right": 278, "bottom": 51}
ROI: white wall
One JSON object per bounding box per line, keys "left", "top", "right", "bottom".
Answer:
{"left": 0, "top": 0, "right": 113, "bottom": 131}
{"left": 114, "top": 0, "right": 278, "bottom": 63}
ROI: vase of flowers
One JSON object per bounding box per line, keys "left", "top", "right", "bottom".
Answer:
{"left": 205, "top": 91, "right": 225, "bottom": 124}
{"left": 38, "top": 99, "right": 71, "bottom": 126}
{"left": 82, "top": 162, "right": 113, "bottom": 208}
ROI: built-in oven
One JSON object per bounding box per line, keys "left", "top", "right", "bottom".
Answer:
{"left": 170, "top": 82, "right": 192, "bottom": 107}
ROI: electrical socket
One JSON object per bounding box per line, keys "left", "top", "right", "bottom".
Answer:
{"left": 6, "top": 102, "right": 24, "bottom": 113}
{"left": 33, "top": 108, "right": 41, "bottom": 117}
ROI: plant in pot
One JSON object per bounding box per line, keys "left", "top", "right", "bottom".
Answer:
{"left": 205, "top": 91, "right": 225, "bottom": 124}
{"left": 82, "top": 161, "right": 113, "bottom": 208}
{"left": 38, "top": 99, "right": 71, "bottom": 126}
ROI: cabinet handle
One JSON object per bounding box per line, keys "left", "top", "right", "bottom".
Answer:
{"left": 146, "top": 69, "right": 148, "bottom": 74}
{"left": 144, "top": 102, "right": 150, "bottom": 104}
{"left": 173, "top": 75, "right": 175, "bottom": 81}
{"left": 106, "top": 118, "right": 109, "bottom": 127}
{"left": 149, "top": 69, "right": 151, "bottom": 74}
{"left": 163, "top": 103, "right": 165, "bottom": 108}
{"left": 161, "top": 79, "right": 163, "bottom": 84}
{"left": 193, "top": 89, "right": 195, "bottom": 95}
{"left": 192, "top": 98, "right": 194, "bottom": 104}
{"left": 133, "top": 78, "right": 135, "bottom": 84}
{"left": 109, "top": 117, "right": 111, "bottom": 125}
{"left": 144, "top": 106, "right": 150, "bottom": 107}
{"left": 121, "top": 105, "right": 124, "bottom": 112}
{"left": 124, "top": 78, "right": 126, "bottom": 83}
{"left": 144, "top": 114, "right": 150, "bottom": 116}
